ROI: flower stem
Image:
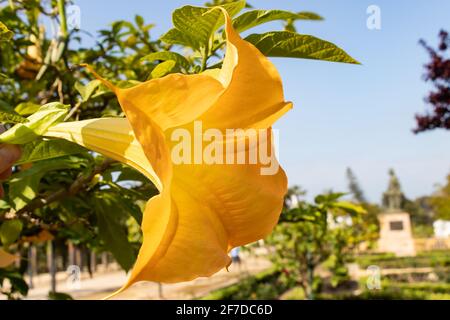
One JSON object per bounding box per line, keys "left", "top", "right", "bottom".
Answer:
{"left": 57, "top": 0, "right": 68, "bottom": 38}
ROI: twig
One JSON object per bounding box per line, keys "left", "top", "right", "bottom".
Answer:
{"left": 64, "top": 101, "right": 82, "bottom": 121}
{"left": 57, "top": 78, "right": 64, "bottom": 103}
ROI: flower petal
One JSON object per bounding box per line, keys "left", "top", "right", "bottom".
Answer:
{"left": 199, "top": 11, "right": 293, "bottom": 130}
{"left": 125, "top": 184, "right": 231, "bottom": 283}
{"left": 113, "top": 129, "right": 286, "bottom": 295}
{"left": 175, "top": 130, "right": 288, "bottom": 248}
{"left": 45, "top": 118, "right": 162, "bottom": 191}
{"left": 82, "top": 65, "right": 225, "bottom": 132}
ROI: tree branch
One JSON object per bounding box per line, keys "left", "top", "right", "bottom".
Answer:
{"left": 12, "top": 158, "right": 116, "bottom": 221}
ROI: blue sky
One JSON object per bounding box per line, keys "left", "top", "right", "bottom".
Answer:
{"left": 72, "top": 0, "right": 450, "bottom": 203}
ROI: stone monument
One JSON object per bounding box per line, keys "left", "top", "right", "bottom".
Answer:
{"left": 377, "top": 169, "right": 416, "bottom": 256}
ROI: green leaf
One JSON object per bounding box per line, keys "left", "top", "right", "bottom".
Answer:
{"left": 0, "top": 22, "right": 13, "bottom": 41}
{"left": 48, "top": 292, "right": 74, "bottom": 300}
{"left": 75, "top": 80, "right": 102, "bottom": 102}
{"left": 233, "top": 10, "right": 323, "bottom": 33}
{"left": 245, "top": 32, "right": 360, "bottom": 64}
{"left": 315, "top": 192, "right": 346, "bottom": 205}
{"left": 333, "top": 201, "right": 366, "bottom": 215}
{"left": 0, "top": 99, "right": 12, "bottom": 112}
{"left": 16, "top": 139, "right": 87, "bottom": 165}
{"left": 0, "top": 103, "right": 69, "bottom": 145}
{"left": 8, "top": 157, "right": 87, "bottom": 210}
{"left": 160, "top": 28, "right": 196, "bottom": 48}
{"left": 150, "top": 60, "right": 177, "bottom": 79}
{"left": 0, "top": 200, "right": 10, "bottom": 210}
{"left": 111, "top": 20, "right": 136, "bottom": 35}
{"left": 135, "top": 15, "right": 144, "bottom": 28}
{"left": 98, "top": 181, "right": 147, "bottom": 226}
{"left": 117, "top": 192, "right": 143, "bottom": 225}
{"left": 0, "top": 220, "right": 23, "bottom": 245}
{"left": 141, "top": 51, "right": 191, "bottom": 71}
{"left": 93, "top": 193, "right": 136, "bottom": 271}
{"left": 161, "top": 1, "right": 246, "bottom": 50}
{"left": 296, "top": 12, "right": 324, "bottom": 21}
{"left": 0, "top": 110, "right": 28, "bottom": 124}
{"left": 115, "top": 165, "right": 150, "bottom": 183}
{"left": 14, "top": 102, "right": 41, "bottom": 116}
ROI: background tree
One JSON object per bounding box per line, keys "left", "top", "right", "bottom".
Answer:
{"left": 268, "top": 192, "right": 376, "bottom": 300}
{"left": 345, "top": 168, "right": 380, "bottom": 234}
{"left": 429, "top": 174, "right": 450, "bottom": 220}
{"left": 415, "top": 30, "right": 450, "bottom": 133}
{"left": 346, "top": 167, "right": 367, "bottom": 203}
{"left": 403, "top": 196, "right": 435, "bottom": 237}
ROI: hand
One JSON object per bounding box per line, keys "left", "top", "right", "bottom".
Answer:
{"left": 0, "top": 126, "right": 21, "bottom": 198}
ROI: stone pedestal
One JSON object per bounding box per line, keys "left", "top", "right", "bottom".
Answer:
{"left": 377, "top": 211, "right": 416, "bottom": 257}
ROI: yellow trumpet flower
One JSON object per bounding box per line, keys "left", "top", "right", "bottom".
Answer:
{"left": 45, "top": 9, "right": 292, "bottom": 296}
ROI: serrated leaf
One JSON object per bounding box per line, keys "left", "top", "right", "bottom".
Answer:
{"left": 75, "top": 80, "right": 102, "bottom": 102}
{"left": 141, "top": 51, "right": 190, "bottom": 71}
{"left": 14, "top": 102, "right": 41, "bottom": 116}
{"left": 150, "top": 60, "right": 177, "bottom": 79}
{"left": 161, "top": 1, "right": 246, "bottom": 50}
{"left": 0, "top": 110, "right": 28, "bottom": 124}
{"left": 16, "top": 139, "right": 87, "bottom": 165}
{"left": 93, "top": 192, "right": 136, "bottom": 271}
{"left": 245, "top": 32, "right": 360, "bottom": 64}
{"left": 0, "top": 22, "right": 13, "bottom": 41}
{"left": 8, "top": 157, "right": 87, "bottom": 210}
{"left": 233, "top": 10, "right": 323, "bottom": 33}
{"left": 0, "top": 103, "right": 69, "bottom": 145}
{"left": 0, "top": 220, "right": 23, "bottom": 245}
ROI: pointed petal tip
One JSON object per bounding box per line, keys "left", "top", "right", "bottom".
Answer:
{"left": 102, "top": 275, "right": 136, "bottom": 300}
{"left": 79, "top": 64, "right": 117, "bottom": 93}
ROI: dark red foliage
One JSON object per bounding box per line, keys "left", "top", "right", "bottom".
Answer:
{"left": 414, "top": 30, "right": 450, "bottom": 133}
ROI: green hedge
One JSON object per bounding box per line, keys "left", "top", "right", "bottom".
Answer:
{"left": 309, "top": 281, "right": 450, "bottom": 300}
{"left": 392, "top": 282, "right": 450, "bottom": 294}
{"left": 202, "top": 268, "right": 296, "bottom": 300}
{"left": 384, "top": 269, "right": 450, "bottom": 283}
{"left": 352, "top": 279, "right": 450, "bottom": 300}
{"left": 354, "top": 250, "right": 450, "bottom": 269}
